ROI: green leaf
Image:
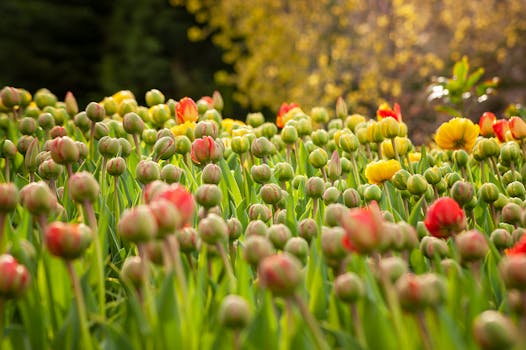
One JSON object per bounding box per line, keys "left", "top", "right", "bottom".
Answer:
{"left": 453, "top": 56, "right": 469, "bottom": 86}
{"left": 465, "top": 67, "right": 484, "bottom": 90}
{"left": 435, "top": 105, "right": 463, "bottom": 118}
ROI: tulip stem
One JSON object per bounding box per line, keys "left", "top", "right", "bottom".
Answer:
{"left": 350, "top": 153, "right": 361, "bottom": 187}
{"left": 66, "top": 261, "right": 93, "bottom": 350}
{"left": 217, "top": 242, "right": 237, "bottom": 292}
{"left": 83, "top": 201, "right": 105, "bottom": 319}
{"left": 4, "top": 159, "right": 10, "bottom": 183}
{"left": 391, "top": 138, "right": 402, "bottom": 168}
{"left": 133, "top": 134, "right": 141, "bottom": 158}
{"left": 167, "top": 235, "right": 187, "bottom": 298}
{"left": 350, "top": 303, "right": 367, "bottom": 348}
{"left": 0, "top": 214, "right": 5, "bottom": 252}
{"left": 293, "top": 293, "right": 330, "bottom": 350}
{"left": 480, "top": 161, "right": 486, "bottom": 184}
{"left": 416, "top": 311, "right": 432, "bottom": 350}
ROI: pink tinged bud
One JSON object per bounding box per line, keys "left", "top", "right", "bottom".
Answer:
{"left": 0, "top": 254, "right": 30, "bottom": 299}
{"left": 321, "top": 227, "right": 348, "bottom": 267}
{"left": 198, "top": 213, "right": 228, "bottom": 245}
{"left": 243, "top": 236, "right": 274, "bottom": 267}
{"left": 121, "top": 256, "right": 145, "bottom": 288}
{"left": 339, "top": 201, "right": 384, "bottom": 254}
{"left": 473, "top": 310, "right": 517, "bottom": 350}
{"left": 219, "top": 295, "right": 251, "bottom": 330}
{"left": 65, "top": 91, "right": 79, "bottom": 117}
{"left": 118, "top": 205, "right": 158, "bottom": 243}
{"left": 48, "top": 136, "right": 79, "bottom": 165}
{"left": 195, "top": 184, "right": 222, "bottom": 209}
{"left": 267, "top": 224, "right": 292, "bottom": 250}
{"left": 334, "top": 272, "right": 364, "bottom": 304}
{"left": 191, "top": 136, "right": 222, "bottom": 165}
{"left": 178, "top": 227, "right": 200, "bottom": 253}
{"left": 68, "top": 171, "right": 100, "bottom": 203}
{"left": 499, "top": 255, "right": 526, "bottom": 291}
{"left": 455, "top": 229, "right": 489, "bottom": 264}
{"left": 85, "top": 102, "right": 105, "bottom": 122}
{"left": 45, "top": 222, "right": 92, "bottom": 260}
{"left": 20, "top": 181, "right": 57, "bottom": 216}
{"left": 148, "top": 199, "right": 181, "bottom": 238}
{"left": 298, "top": 218, "right": 318, "bottom": 243}
{"left": 258, "top": 253, "right": 303, "bottom": 297}
{"left": 0, "top": 183, "right": 19, "bottom": 213}
{"left": 135, "top": 160, "right": 161, "bottom": 185}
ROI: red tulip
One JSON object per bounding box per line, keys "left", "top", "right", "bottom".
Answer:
{"left": 191, "top": 136, "right": 222, "bottom": 165}
{"left": 492, "top": 119, "right": 509, "bottom": 142}
{"left": 340, "top": 201, "right": 384, "bottom": 254}
{"left": 276, "top": 102, "right": 299, "bottom": 128}
{"left": 377, "top": 103, "right": 402, "bottom": 122}
{"left": 424, "top": 197, "right": 466, "bottom": 239}
{"left": 176, "top": 97, "right": 198, "bottom": 124}
{"left": 505, "top": 234, "right": 526, "bottom": 256}
{"left": 478, "top": 112, "right": 496, "bottom": 137}
{"left": 509, "top": 116, "right": 526, "bottom": 140}
{"left": 153, "top": 184, "right": 195, "bottom": 227}
{"left": 0, "top": 254, "right": 30, "bottom": 299}
{"left": 45, "top": 222, "right": 92, "bottom": 260}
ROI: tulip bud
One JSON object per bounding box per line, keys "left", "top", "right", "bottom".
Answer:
{"left": 420, "top": 236, "right": 449, "bottom": 259}
{"left": 195, "top": 184, "right": 222, "bottom": 209}
{"left": 173, "top": 135, "right": 191, "bottom": 155}
{"left": 312, "top": 130, "right": 329, "bottom": 147}
{"left": 248, "top": 204, "right": 272, "bottom": 222}
{"left": 17, "top": 117, "right": 36, "bottom": 136}
{"left": 142, "top": 129, "right": 157, "bottom": 146}
{"left": 245, "top": 220, "right": 267, "bottom": 237}
{"left": 407, "top": 174, "right": 428, "bottom": 196}
{"left": 378, "top": 256, "right": 408, "bottom": 283}
{"left": 500, "top": 142, "right": 521, "bottom": 166}
{"left": 308, "top": 148, "right": 328, "bottom": 169}
{"left": 395, "top": 273, "right": 427, "bottom": 312}
{"left": 267, "top": 224, "right": 292, "bottom": 250}
{"left": 68, "top": 171, "right": 99, "bottom": 203}
{"left": 251, "top": 164, "right": 272, "bottom": 184}
{"left": 479, "top": 183, "right": 500, "bottom": 204}
{"left": 364, "top": 184, "right": 382, "bottom": 203}
{"left": 473, "top": 310, "right": 517, "bottom": 350}
{"left": 136, "top": 160, "right": 161, "bottom": 185}
{"left": 501, "top": 202, "right": 523, "bottom": 225}
{"left": 231, "top": 136, "right": 250, "bottom": 154}
{"left": 145, "top": 89, "right": 165, "bottom": 107}
{"left": 201, "top": 163, "right": 222, "bottom": 185}
{"left": 335, "top": 97, "right": 348, "bottom": 119}
{"left": 455, "top": 229, "right": 489, "bottom": 264}
{"left": 380, "top": 117, "right": 400, "bottom": 139}
{"left": 94, "top": 122, "right": 109, "bottom": 140}
{"left": 306, "top": 177, "right": 325, "bottom": 198}
{"left": 450, "top": 181, "right": 475, "bottom": 206}
{"left": 340, "top": 188, "right": 359, "bottom": 208}
{"left": 250, "top": 137, "right": 274, "bottom": 159}
{"left": 500, "top": 255, "right": 526, "bottom": 290}
{"left": 392, "top": 169, "right": 410, "bottom": 190}
{"left": 258, "top": 254, "right": 302, "bottom": 296}
{"left": 85, "top": 102, "right": 105, "bottom": 123}
{"left": 76, "top": 141, "right": 88, "bottom": 160}
{"left": 260, "top": 184, "right": 282, "bottom": 205}
{"left": 118, "top": 205, "right": 158, "bottom": 243}
{"left": 38, "top": 159, "right": 63, "bottom": 180}
{"left": 298, "top": 218, "right": 317, "bottom": 243}
{"left": 506, "top": 181, "right": 525, "bottom": 199}
{"left": 120, "top": 256, "right": 145, "bottom": 288}
{"left": 194, "top": 120, "right": 218, "bottom": 139}
{"left": 20, "top": 181, "right": 57, "bottom": 216}
{"left": 490, "top": 229, "right": 512, "bottom": 250}
{"left": 0, "top": 87, "right": 22, "bottom": 108}
{"left": 199, "top": 213, "right": 228, "bottom": 245}
{"left": 177, "top": 227, "right": 199, "bottom": 253}
{"left": 218, "top": 295, "right": 251, "bottom": 330}
{"left": 0, "top": 254, "right": 30, "bottom": 299}
{"left": 45, "top": 222, "right": 92, "bottom": 260}
{"left": 284, "top": 237, "right": 309, "bottom": 265}
{"left": 1, "top": 140, "right": 17, "bottom": 160}
{"left": 226, "top": 217, "right": 243, "bottom": 241}
{"left": 321, "top": 227, "right": 348, "bottom": 266}
{"left": 0, "top": 183, "right": 19, "bottom": 213}
{"left": 152, "top": 136, "right": 175, "bottom": 161}
{"left": 281, "top": 125, "right": 298, "bottom": 144}
{"left": 123, "top": 112, "right": 145, "bottom": 135}
{"left": 423, "top": 166, "right": 441, "bottom": 185}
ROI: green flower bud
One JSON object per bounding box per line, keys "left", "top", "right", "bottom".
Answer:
{"left": 107, "top": 157, "right": 126, "bottom": 177}
{"left": 261, "top": 122, "right": 278, "bottom": 139}
{"left": 260, "top": 183, "right": 282, "bottom": 205}
{"left": 312, "top": 129, "right": 329, "bottom": 147}
{"left": 407, "top": 174, "right": 428, "bottom": 196}
{"left": 69, "top": 171, "right": 100, "bottom": 203}
{"left": 98, "top": 136, "right": 121, "bottom": 158}
{"left": 145, "top": 89, "right": 165, "bottom": 107}
{"left": 501, "top": 202, "right": 523, "bottom": 225}
{"left": 308, "top": 148, "right": 328, "bottom": 169}
{"left": 142, "top": 129, "right": 158, "bottom": 146}
{"left": 445, "top": 172, "right": 462, "bottom": 188}
{"left": 420, "top": 236, "right": 449, "bottom": 259}
{"left": 296, "top": 118, "right": 312, "bottom": 137}
{"left": 85, "top": 102, "right": 105, "bottom": 123}
{"left": 334, "top": 272, "right": 364, "bottom": 304}
{"left": 246, "top": 112, "right": 265, "bottom": 128}
{"left": 219, "top": 295, "right": 251, "bottom": 330}
{"left": 76, "top": 141, "right": 88, "bottom": 160}
{"left": 321, "top": 227, "right": 348, "bottom": 266}
{"left": 136, "top": 160, "right": 161, "bottom": 185}
{"left": 123, "top": 112, "right": 145, "bottom": 135}
{"left": 251, "top": 164, "right": 272, "bottom": 184}
{"left": 479, "top": 183, "right": 500, "bottom": 203}
{"left": 364, "top": 184, "right": 382, "bottom": 202}
{"left": 16, "top": 135, "right": 34, "bottom": 155}
{"left": 38, "top": 159, "right": 63, "bottom": 180}
{"left": 120, "top": 256, "right": 145, "bottom": 288}
{"left": 392, "top": 169, "right": 410, "bottom": 190}
{"left": 38, "top": 112, "right": 55, "bottom": 131}
{"left": 251, "top": 137, "right": 275, "bottom": 159}
{"left": 296, "top": 219, "right": 316, "bottom": 243}
{"left": 174, "top": 135, "right": 191, "bottom": 155}
{"left": 273, "top": 162, "right": 293, "bottom": 183}
{"left": 328, "top": 119, "right": 343, "bottom": 131}
{"left": 0, "top": 86, "right": 22, "bottom": 108}
{"left": 118, "top": 205, "right": 158, "bottom": 242}
{"left": 248, "top": 204, "right": 272, "bottom": 222}
{"left": 161, "top": 164, "right": 183, "bottom": 184}
{"left": 0, "top": 254, "right": 31, "bottom": 299}
{"left": 507, "top": 181, "right": 525, "bottom": 199}
{"left": 473, "top": 310, "right": 517, "bottom": 350}
{"left": 306, "top": 176, "right": 325, "bottom": 198}
{"left": 18, "top": 117, "right": 36, "bottom": 135}
{"left": 453, "top": 149, "right": 469, "bottom": 167}
{"left": 20, "top": 181, "right": 57, "bottom": 216}
{"left": 245, "top": 219, "right": 268, "bottom": 238}
{"left": 284, "top": 237, "right": 309, "bottom": 265}
{"left": 342, "top": 188, "right": 361, "bottom": 208}
{"left": 502, "top": 170, "right": 522, "bottom": 187}
{"left": 500, "top": 142, "right": 521, "bottom": 166}
{"left": 195, "top": 184, "right": 222, "bottom": 209}
{"left": 490, "top": 229, "right": 512, "bottom": 250}
{"left": 311, "top": 107, "right": 329, "bottom": 124}
{"left": 322, "top": 186, "right": 341, "bottom": 205}
{"left": 380, "top": 117, "right": 400, "bottom": 139}
{"left": 194, "top": 120, "right": 218, "bottom": 139}
{"left": 231, "top": 136, "right": 250, "bottom": 154}
{"left": 324, "top": 203, "right": 347, "bottom": 227}
{"left": 450, "top": 181, "right": 475, "bottom": 206}
{"left": 226, "top": 217, "right": 243, "bottom": 241}
{"left": 0, "top": 183, "right": 19, "bottom": 213}
{"left": 199, "top": 213, "right": 228, "bottom": 245}
{"left": 455, "top": 229, "right": 489, "bottom": 264}
{"left": 424, "top": 166, "right": 442, "bottom": 185}
{"left": 94, "top": 122, "right": 109, "bottom": 140}
{"left": 73, "top": 111, "right": 91, "bottom": 132}
{"left": 338, "top": 133, "right": 360, "bottom": 153}
{"left": 267, "top": 224, "right": 292, "bottom": 250}
{"left": 178, "top": 227, "right": 199, "bottom": 253}
{"left": 335, "top": 97, "right": 348, "bottom": 119}
{"left": 378, "top": 256, "right": 408, "bottom": 283}
{"left": 243, "top": 235, "right": 273, "bottom": 267}
{"left": 258, "top": 253, "right": 303, "bottom": 296}
{"left": 153, "top": 136, "right": 176, "bottom": 161}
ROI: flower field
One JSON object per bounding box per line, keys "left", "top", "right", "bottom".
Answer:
{"left": 0, "top": 85, "right": 525, "bottom": 350}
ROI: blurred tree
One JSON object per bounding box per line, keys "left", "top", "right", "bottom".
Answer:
{"left": 173, "top": 0, "right": 526, "bottom": 140}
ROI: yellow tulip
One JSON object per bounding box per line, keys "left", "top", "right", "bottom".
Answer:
{"left": 435, "top": 118, "right": 479, "bottom": 151}
{"left": 171, "top": 121, "right": 196, "bottom": 137}
{"left": 365, "top": 159, "right": 401, "bottom": 184}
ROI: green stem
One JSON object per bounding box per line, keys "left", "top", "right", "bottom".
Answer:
{"left": 216, "top": 242, "right": 237, "bottom": 292}
{"left": 66, "top": 261, "right": 93, "bottom": 350}
{"left": 416, "top": 311, "right": 432, "bottom": 350}
{"left": 350, "top": 303, "right": 367, "bottom": 349}
{"left": 293, "top": 293, "right": 330, "bottom": 350}
{"left": 84, "top": 201, "right": 105, "bottom": 319}
{"left": 350, "top": 153, "right": 361, "bottom": 187}
{"left": 0, "top": 299, "right": 4, "bottom": 346}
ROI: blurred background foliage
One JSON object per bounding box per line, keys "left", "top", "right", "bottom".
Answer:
{"left": 0, "top": 0, "right": 525, "bottom": 142}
